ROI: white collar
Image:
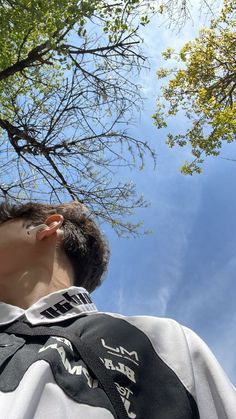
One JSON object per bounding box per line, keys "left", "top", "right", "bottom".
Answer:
{"left": 0, "top": 286, "right": 97, "bottom": 326}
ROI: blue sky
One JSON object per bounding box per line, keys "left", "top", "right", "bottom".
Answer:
{"left": 93, "top": 4, "right": 236, "bottom": 385}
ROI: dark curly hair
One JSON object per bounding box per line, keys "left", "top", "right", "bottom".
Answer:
{"left": 0, "top": 201, "right": 110, "bottom": 292}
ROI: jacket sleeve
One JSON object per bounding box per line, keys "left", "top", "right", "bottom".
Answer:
{"left": 182, "top": 325, "right": 236, "bottom": 419}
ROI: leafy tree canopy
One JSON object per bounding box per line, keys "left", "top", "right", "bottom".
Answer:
{"left": 153, "top": 0, "right": 236, "bottom": 175}
{"left": 0, "top": 0, "right": 206, "bottom": 235}
{"left": 0, "top": 0, "right": 157, "bottom": 235}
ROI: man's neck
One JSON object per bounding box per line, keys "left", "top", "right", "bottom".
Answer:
{"left": 0, "top": 267, "right": 72, "bottom": 309}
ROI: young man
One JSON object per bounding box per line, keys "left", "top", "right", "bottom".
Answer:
{"left": 0, "top": 200, "right": 235, "bottom": 419}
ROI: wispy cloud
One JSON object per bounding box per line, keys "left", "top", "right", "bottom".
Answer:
{"left": 93, "top": 0, "right": 236, "bottom": 386}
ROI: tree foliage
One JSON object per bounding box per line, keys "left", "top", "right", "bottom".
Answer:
{"left": 0, "top": 0, "right": 204, "bottom": 235}
{"left": 153, "top": 0, "right": 236, "bottom": 175}
{"left": 0, "top": 0, "right": 159, "bottom": 236}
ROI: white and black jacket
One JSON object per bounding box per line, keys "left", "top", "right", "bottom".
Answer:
{"left": 0, "top": 286, "right": 235, "bottom": 419}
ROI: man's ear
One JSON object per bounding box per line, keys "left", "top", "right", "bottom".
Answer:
{"left": 36, "top": 214, "right": 64, "bottom": 241}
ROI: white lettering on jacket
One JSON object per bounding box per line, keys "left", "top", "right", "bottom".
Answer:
{"left": 39, "top": 343, "right": 98, "bottom": 388}
{"left": 100, "top": 357, "right": 136, "bottom": 383}
{"left": 101, "top": 339, "right": 139, "bottom": 366}
{"left": 115, "top": 382, "right": 136, "bottom": 418}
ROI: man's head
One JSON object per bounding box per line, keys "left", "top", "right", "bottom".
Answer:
{"left": 0, "top": 200, "right": 109, "bottom": 293}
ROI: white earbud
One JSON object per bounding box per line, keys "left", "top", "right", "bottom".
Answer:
{"left": 27, "top": 224, "right": 48, "bottom": 236}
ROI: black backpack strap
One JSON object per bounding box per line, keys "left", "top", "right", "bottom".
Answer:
{"left": 4, "top": 321, "right": 129, "bottom": 419}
